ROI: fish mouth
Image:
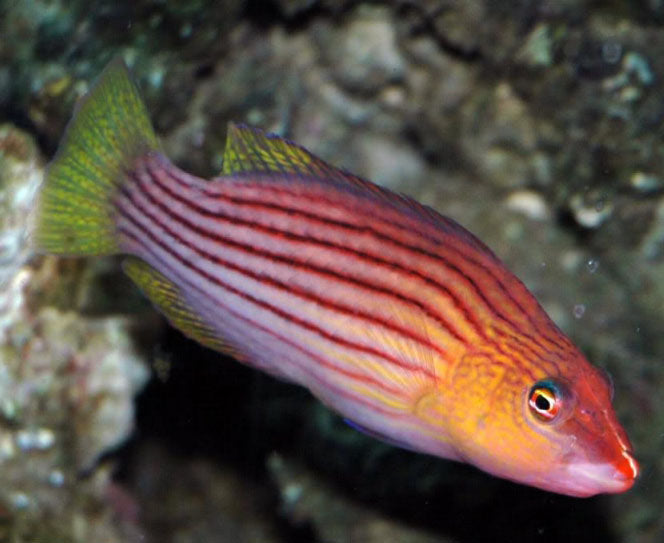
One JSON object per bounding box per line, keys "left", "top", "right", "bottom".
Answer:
{"left": 564, "top": 449, "right": 639, "bottom": 497}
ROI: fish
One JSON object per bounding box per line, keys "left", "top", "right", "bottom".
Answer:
{"left": 32, "top": 58, "right": 639, "bottom": 497}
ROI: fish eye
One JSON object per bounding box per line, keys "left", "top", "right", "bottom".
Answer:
{"left": 528, "top": 381, "right": 562, "bottom": 422}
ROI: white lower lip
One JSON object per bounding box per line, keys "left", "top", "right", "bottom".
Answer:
{"left": 565, "top": 462, "right": 633, "bottom": 495}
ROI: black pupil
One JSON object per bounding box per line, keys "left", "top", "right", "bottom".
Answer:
{"left": 535, "top": 393, "right": 551, "bottom": 411}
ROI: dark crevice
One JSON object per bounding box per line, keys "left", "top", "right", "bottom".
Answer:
{"left": 397, "top": 1, "right": 483, "bottom": 63}
{"left": 193, "top": 62, "right": 215, "bottom": 80}
{"left": 243, "top": 0, "right": 356, "bottom": 31}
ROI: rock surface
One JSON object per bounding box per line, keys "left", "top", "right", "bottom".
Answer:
{"left": 0, "top": 125, "right": 150, "bottom": 542}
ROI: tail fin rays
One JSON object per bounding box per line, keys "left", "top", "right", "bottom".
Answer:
{"left": 32, "top": 57, "right": 160, "bottom": 256}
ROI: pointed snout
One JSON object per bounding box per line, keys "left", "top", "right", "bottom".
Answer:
{"left": 564, "top": 447, "right": 639, "bottom": 497}
{"left": 614, "top": 448, "right": 640, "bottom": 486}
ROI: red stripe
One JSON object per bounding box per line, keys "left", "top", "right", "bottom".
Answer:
{"left": 191, "top": 169, "right": 572, "bottom": 355}
{"left": 119, "top": 227, "right": 410, "bottom": 403}
{"left": 248, "top": 183, "right": 549, "bottom": 332}
{"left": 148, "top": 163, "right": 486, "bottom": 342}
{"left": 141, "top": 170, "right": 468, "bottom": 348}
{"left": 137, "top": 167, "right": 543, "bottom": 382}
{"left": 115, "top": 185, "right": 437, "bottom": 381}
{"left": 125, "top": 174, "right": 458, "bottom": 360}
{"left": 117, "top": 190, "right": 531, "bottom": 385}
{"left": 149, "top": 162, "right": 561, "bottom": 371}
{"left": 127, "top": 169, "right": 471, "bottom": 352}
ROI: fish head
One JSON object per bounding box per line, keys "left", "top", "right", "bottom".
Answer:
{"left": 444, "top": 348, "right": 638, "bottom": 497}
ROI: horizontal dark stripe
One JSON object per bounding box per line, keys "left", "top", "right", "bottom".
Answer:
{"left": 150, "top": 163, "right": 486, "bottom": 340}
{"left": 116, "top": 185, "right": 438, "bottom": 381}
{"left": 153, "top": 171, "right": 547, "bottom": 384}
{"left": 130, "top": 169, "right": 476, "bottom": 350}
{"left": 119, "top": 227, "right": 410, "bottom": 402}
{"left": 152, "top": 162, "right": 558, "bottom": 370}
{"left": 124, "top": 173, "right": 458, "bottom": 362}
{"left": 189, "top": 168, "right": 572, "bottom": 356}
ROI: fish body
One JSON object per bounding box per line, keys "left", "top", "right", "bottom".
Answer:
{"left": 33, "top": 59, "right": 638, "bottom": 497}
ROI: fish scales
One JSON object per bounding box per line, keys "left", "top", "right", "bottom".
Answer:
{"left": 128, "top": 158, "right": 461, "bottom": 356}
{"left": 175, "top": 157, "right": 571, "bottom": 360}
{"left": 121, "top": 157, "right": 552, "bottom": 396}
{"left": 131, "top": 157, "right": 471, "bottom": 349}
{"left": 117, "top": 157, "right": 455, "bottom": 405}
{"left": 118, "top": 192, "right": 451, "bottom": 455}
{"left": 32, "top": 58, "right": 639, "bottom": 497}
{"left": 137, "top": 156, "right": 561, "bottom": 381}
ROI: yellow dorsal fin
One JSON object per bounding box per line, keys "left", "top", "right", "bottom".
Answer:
{"left": 220, "top": 123, "right": 482, "bottom": 248}
{"left": 221, "top": 123, "right": 388, "bottom": 197}
{"left": 122, "top": 257, "right": 245, "bottom": 360}
{"left": 221, "top": 123, "right": 318, "bottom": 176}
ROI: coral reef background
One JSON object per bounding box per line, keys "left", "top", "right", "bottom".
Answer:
{"left": 1, "top": 1, "right": 663, "bottom": 542}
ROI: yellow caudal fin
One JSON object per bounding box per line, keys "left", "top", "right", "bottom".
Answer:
{"left": 32, "top": 57, "right": 160, "bottom": 256}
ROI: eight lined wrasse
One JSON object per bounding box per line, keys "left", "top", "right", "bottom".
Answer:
{"left": 32, "top": 58, "right": 639, "bottom": 497}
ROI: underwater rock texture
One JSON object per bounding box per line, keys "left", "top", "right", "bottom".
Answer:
{"left": 2, "top": 1, "right": 664, "bottom": 542}
{"left": 0, "top": 125, "right": 150, "bottom": 542}
{"left": 0, "top": 125, "right": 41, "bottom": 286}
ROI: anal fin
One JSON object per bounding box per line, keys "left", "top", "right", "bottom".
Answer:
{"left": 122, "top": 257, "right": 245, "bottom": 360}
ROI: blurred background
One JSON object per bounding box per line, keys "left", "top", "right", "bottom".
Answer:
{"left": 0, "top": 1, "right": 663, "bottom": 541}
